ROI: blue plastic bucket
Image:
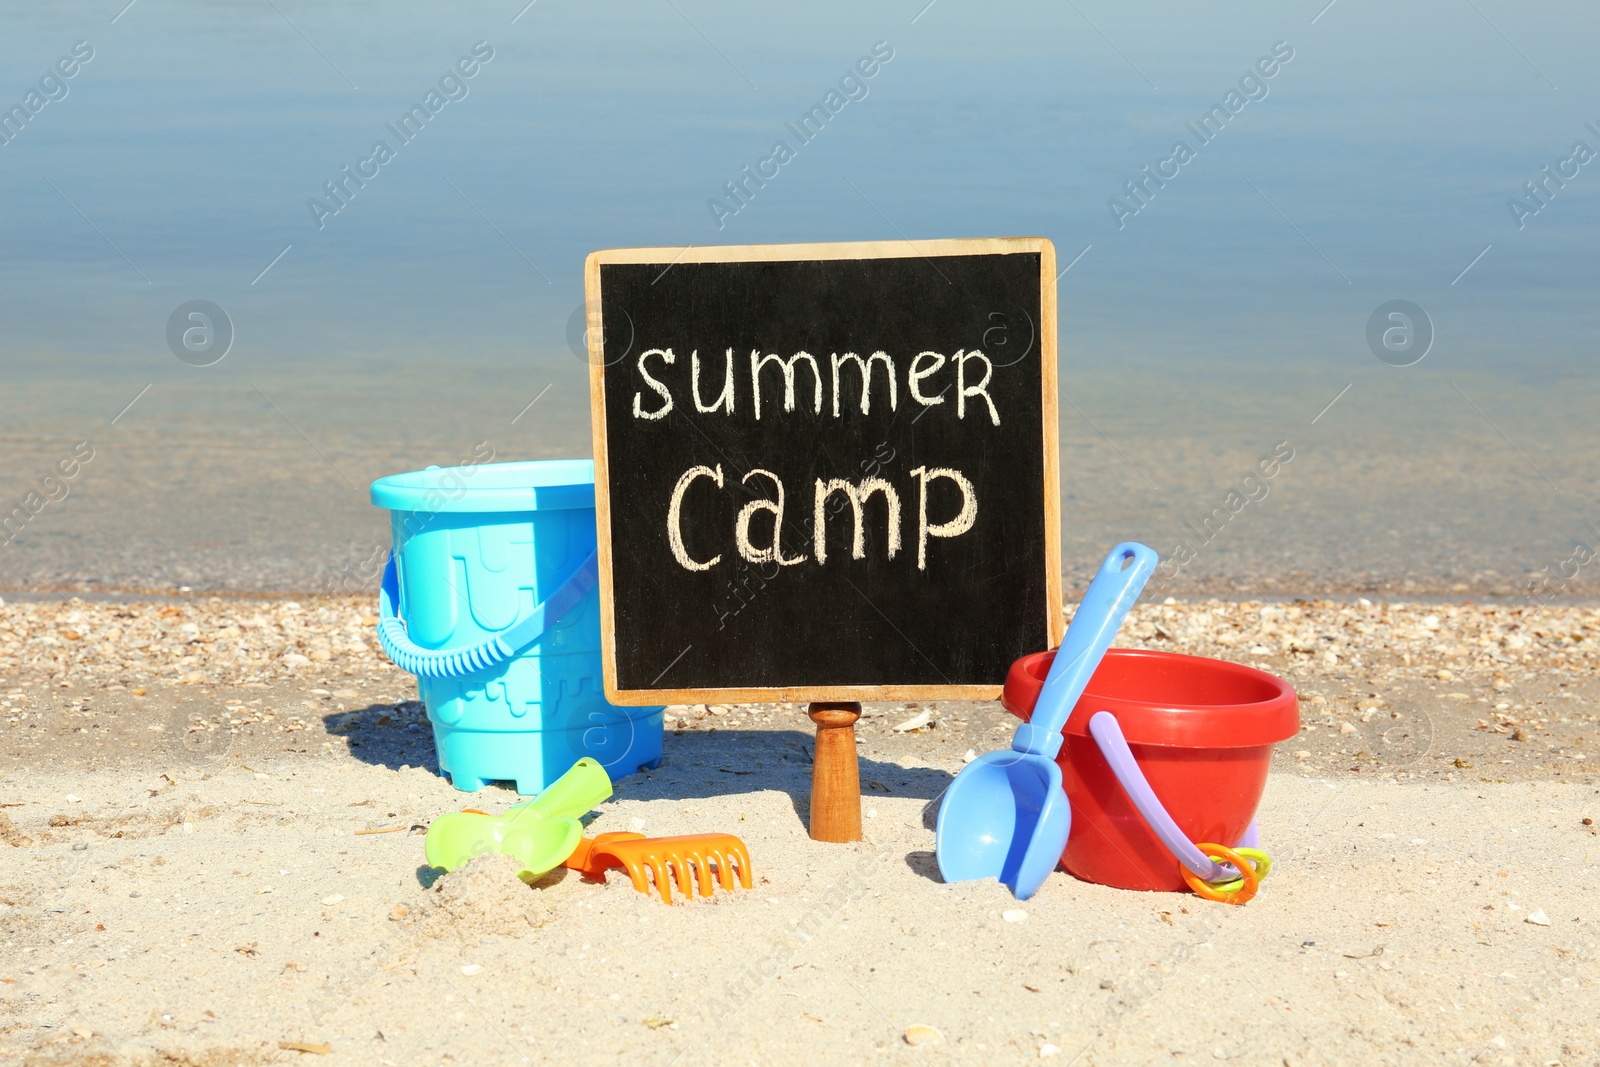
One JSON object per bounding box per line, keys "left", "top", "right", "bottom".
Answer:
{"left": 370, "top": 458, "right": 663, "bottom": 795}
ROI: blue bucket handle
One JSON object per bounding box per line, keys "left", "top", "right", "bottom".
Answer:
{"left": 376, "top": 549, "right": 599, "bottom": 679}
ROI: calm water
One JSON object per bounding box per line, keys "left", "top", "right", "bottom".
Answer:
{"left": 2, "top": 1, "right": 1598, "bottom": 599}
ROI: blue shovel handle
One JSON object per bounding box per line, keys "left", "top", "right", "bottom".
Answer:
{"left": 1012, "top": 542, "right": 1159, "bottom": 759}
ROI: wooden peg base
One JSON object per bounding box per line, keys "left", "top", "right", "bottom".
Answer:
{"left": 807, "top": 701, "right": 863, "bottom": 843}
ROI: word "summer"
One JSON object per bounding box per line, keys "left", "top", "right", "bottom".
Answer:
{"left": 631, "top": 348, "right": 1002, "bottom": 425}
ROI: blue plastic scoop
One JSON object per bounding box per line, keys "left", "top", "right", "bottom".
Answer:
{"left": 935, "top": 542, "right": 1158, "bottom": 899}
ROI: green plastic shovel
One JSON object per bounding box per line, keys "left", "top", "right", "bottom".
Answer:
{"left": 423, "top": 757, "right": 613, "bottom": 882}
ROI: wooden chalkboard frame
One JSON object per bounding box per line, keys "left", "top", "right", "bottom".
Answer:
{"left": 585, "top": 237, "right": 1062, "bottom": 705}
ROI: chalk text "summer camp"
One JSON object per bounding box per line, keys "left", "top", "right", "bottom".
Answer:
{"left": 630, "top": 345, "right": 1005, "bottom": 575}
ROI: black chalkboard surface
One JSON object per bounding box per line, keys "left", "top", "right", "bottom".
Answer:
{"left": 585, "top": 239, "right": 1061, "bottom": 704}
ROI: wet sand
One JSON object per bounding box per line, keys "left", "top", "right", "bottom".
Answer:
{"left": 5, "top": 358, "right": 1600, "bottom": 602}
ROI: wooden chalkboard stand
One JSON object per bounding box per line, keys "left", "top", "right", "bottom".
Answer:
{"left": 807, "top": 702, "right": 863, "bottom": 842}
{"left": 585, "top": 240, "right": 1065, "bottom": 845}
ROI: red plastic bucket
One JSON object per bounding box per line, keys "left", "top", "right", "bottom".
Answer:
{"left": 1002, "top": 648, "right": 1299, "bottom": 892}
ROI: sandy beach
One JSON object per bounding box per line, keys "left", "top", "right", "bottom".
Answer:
{"left": 3, "top": 594, "right": 1598, "bottom": 1064}
{"left": 6, "top": 3, "right": 1600, "bottom": 1063}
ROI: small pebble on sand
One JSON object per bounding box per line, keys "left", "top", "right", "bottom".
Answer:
{"left": 904, "top": 1024, "right": 943, "bottom": 1046}
{"left": 461, "top": 964, "right": 483, "bottom": 976}
{"left": 321, "top": 894, "right": 344, "bottom": 905}
{"left": 1526, "top": 909, "right": 1551, "bottom": 926}
{"left": 1003, "top": 909, "right": 1027, "bottom": 923}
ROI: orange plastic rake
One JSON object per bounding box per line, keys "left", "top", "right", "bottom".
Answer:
{"left": 562, "top": 831, "right": 753, "bottom": 903}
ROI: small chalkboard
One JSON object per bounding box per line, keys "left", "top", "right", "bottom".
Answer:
{"left": 585, "top": 238, "right": 1062, "bottom": 705}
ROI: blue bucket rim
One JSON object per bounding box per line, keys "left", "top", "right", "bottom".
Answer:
{"left": 371, "top": 458, "right": 594, "bottom": 514}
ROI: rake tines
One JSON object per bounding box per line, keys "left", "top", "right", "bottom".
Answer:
{"left": 563, "top": 832, "right": 753, "bottom": 904}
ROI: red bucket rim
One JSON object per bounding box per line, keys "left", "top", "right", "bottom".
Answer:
{"left": 1001, "top": 647, "right": 1299, "bottom": 749}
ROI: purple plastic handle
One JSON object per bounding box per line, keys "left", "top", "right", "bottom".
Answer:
{"left": 1087, "top": 711, "right": 1258, "bottom": 882}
